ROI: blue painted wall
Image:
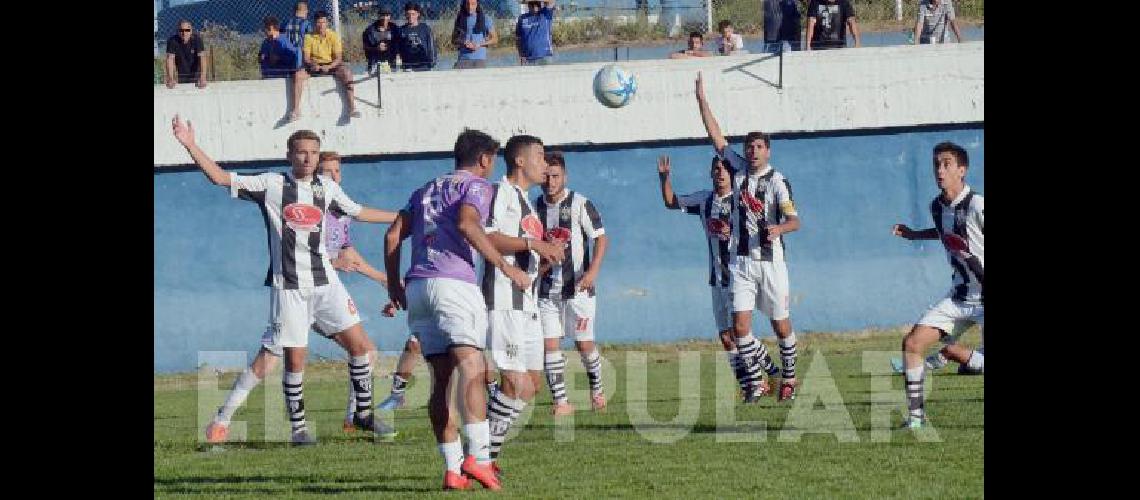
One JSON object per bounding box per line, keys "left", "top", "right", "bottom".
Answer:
{"left": 154, "top": 126, "right": 983, "bottom": 372}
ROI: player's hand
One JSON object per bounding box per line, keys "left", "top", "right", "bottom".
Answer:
{"left": 172, "top": 115, "right": 195, "bottom": 146}
{"left": 165, "top": 77, "right": 176, "bottom": 89}
{"left": 531, "top": 239, "right": 566, "bottom": 264}
{"left": 695, "top": 71, "right": 706, "bottom": 101}
{"left": 657, "top": 155, "right": 671, "bottom": 175}
{"left": 766, "top": 224, "right": 783, "bottom": 242}
{"left": 387, "top": 281, "right": 407, "bottom": 311}
{"left": 196, "top": 78, "right": 208, "bottom": 89}
{"left": 892, "top": 224, "right": 913, "bottom": 240}
{"left": 503, "top": 265, "right": 533, "bottom": 291}
{"left": 331, "top": 255, "right": 356, "bottom": 272}
{"left": 381, "top": 301, "right": 398, "bottom": 317}
{"left": 576, "top": 270, "right": 597, "bottom": 293}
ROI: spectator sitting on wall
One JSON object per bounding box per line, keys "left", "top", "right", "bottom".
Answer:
{"left": 164, "top": 20, "right": 208, "bottom": 89}
{"left": 452, "top": 0, "right": 498, "bottom": 69}
{"left": 670, "top": 31, "right": 712, "bottom": 59}
{"left": 716, "top": 20, "right": 745, "bottom": 55}
{"left": 292, "top": 10, "right": 361, "bottom": 121}
{"left": 259, "top": 16, "right": 300, "bottom": 79}
{"left": 363, "top": 5, "right": 400, "bottom": 73}
{"left": 283, "top": 1, "right": 312, "bottom": 70}
{"left": 806, "top": 0, "right": 860, "bottom": 50}
{"left": 397, "top": 2, "right": 437, "bottom": 71}
{"left": 914, "top": 0, "right": 963, "bottom": 45}
{"left": 516, "top": 0, "right": 555, "bottom": 65}
{"left": 763, "top": 0, "right": 801, "bottom": 53}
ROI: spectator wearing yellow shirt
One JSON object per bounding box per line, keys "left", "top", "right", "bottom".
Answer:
{"left": 291, "top": 10, "right": 360, "bottom": 121}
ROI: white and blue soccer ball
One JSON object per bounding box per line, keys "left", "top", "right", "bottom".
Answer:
{"left": 593, "top": 64, "right": 637, "bottom": 108}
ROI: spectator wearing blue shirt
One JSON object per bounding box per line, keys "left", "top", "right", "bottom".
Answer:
{"left": 397, "top": 2, "right": 437, "bottom": 71}
{"left": 282, "top": 1, "right": 312, "bottom": 69}
{"left": 516, "top": 0, "right": 555, "bottom": 65}
{"left": 452, "top": 0, "right": 498, "bottom": 69}
{"left": 259, "top": 16, "right": 301, "bottom": 79}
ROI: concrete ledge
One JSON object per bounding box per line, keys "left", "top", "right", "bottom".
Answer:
{"left": 153, "top": 42, "right": 983, "bottom": 167}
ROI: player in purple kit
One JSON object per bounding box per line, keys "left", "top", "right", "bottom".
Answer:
{"left": 384, "top": 128, "right": 529, "bottom": 491}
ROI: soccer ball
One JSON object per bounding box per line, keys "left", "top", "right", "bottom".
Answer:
{"left": 593, "top": 64, "right": 637, "bottom": 108}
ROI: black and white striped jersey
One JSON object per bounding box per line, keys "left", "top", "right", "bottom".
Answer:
{"left": 931, "top": 185, "right": 984, "bottom": 302}
{"left": 535, "top": 190, "right": 605, "bottom": 299}
{"left": 719, "top": 148, "right": 798, "bottom": 262}
{"left": 229, "top": 171, "right": 362, "bottom": 289}
{"left": 481, "top": 176, "right": 543, "bottom": 311}
{"left": 676, "top": 190, "right": 735, "bottom": 288}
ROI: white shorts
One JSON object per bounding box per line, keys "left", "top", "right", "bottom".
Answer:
{"left": 711, "top": 286, "right": 734, "bottom": 333}
{"left": 917, "top": 296, "right": 985, "bottom": 344}
{"left": 488, "top": 310, "right": 545, "bottom": 372}
{"left": 406, "top": 278, "right": 489, "bottom": 357}
{"left": 729, "top": 257, "right": 790, "bottom": 321}
{"left": 260, "top": 282, "right": 361, "bottom": 356}
{"left": 539, "top": 294, "right": 596, "bottom": 341}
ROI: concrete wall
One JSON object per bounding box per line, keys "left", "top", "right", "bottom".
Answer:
{"left": 154, "top": 126, "right": 983, "bottom": 373}
{"left": 153, "top": 42, "right": 983, "bottom": 167}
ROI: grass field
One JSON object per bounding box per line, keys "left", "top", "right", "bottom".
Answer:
{"left": 154, "top": 327, "right": 983, "bottom": 498}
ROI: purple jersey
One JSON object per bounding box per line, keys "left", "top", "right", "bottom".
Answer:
{"left": 323, "top": 212, "right": 353, "bottom": 260}
{"left": 404, "top": 170, "right": 493, "bottom": 284}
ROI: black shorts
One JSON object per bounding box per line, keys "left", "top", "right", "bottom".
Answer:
{"left": 176, "top": 72, "right": 200, "bottom": 84}
{"left": 306, "top": 64, "right": 342, "bottom": 77}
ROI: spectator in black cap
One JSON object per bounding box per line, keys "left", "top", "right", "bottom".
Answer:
{"left": 363, "top": 5, "right": 399, "bottom": 73}
{"left": 396, "top": 2, "right": 436, "bottom": 71}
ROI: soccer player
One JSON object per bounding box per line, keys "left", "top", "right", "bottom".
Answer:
{"left": 201, "top": 151, "right": 397, "bottom": 443}
{"left": 693, "top": 72, "right": 802, "bottom": 402}
{"left": 891, "top": 141, "right": 983, "bottom": 429}
{"left": 172, "top": 116, "right": 397, "bottom": 445}
{"left": 656, "top": 155, "right": 778, "bottom": 398}
{"left": 536, "top": 151, "right": 609, "bottom": 415}
{"left": 383, "top": 128, "right": 530, "bottom": 490}
{"left": 482, "top": 135, "right": 566, "bottom": 472}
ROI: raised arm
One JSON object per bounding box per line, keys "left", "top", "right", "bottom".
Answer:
{"left": 694, "top": 72, "right": 729, "bottom": 155}
{"left": 458, "top": 204, "right": 532, "bottom": 290}
{"left": 657, "top": 155, "right": 680, "bottom": 209}
{"left": 171, "top": 115, "right": 231, "bottom": 186}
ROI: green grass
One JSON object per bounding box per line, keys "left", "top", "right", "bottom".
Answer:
{"left": 154, "top": 327, "right": 983, "bottom": 497}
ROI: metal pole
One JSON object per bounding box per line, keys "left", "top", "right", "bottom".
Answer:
{"left": 331, "top": 0, "right": 341, "bottom": 34}
{"left": 895, "top": 0, "right": 902, "bottom": 21}
{"left": 778, "top": 45, "right": 783, "bottom": 89}
{"left": 706, "top": 0, "right": 713, "bottom": 34}
{"left": 614, "top": 46, "right": 618, "bottom": 61}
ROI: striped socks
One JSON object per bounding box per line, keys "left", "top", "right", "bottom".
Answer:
{"left": 283, "top": 371, "right": 307, "bottom": 433}
{"left": 488, "top": 391, "right": 526, "bottom": 459}
{"left": 779, "top": 333, "right": 798, "bottom": 381}
{"left": 545, "top": 352, "right": 568, "bottom": 404}
{"left": 349, "top": 355, "right": 373, "bottom": 419}
{"left": 581, "top": 349, "right": 604, "bottom": 396}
